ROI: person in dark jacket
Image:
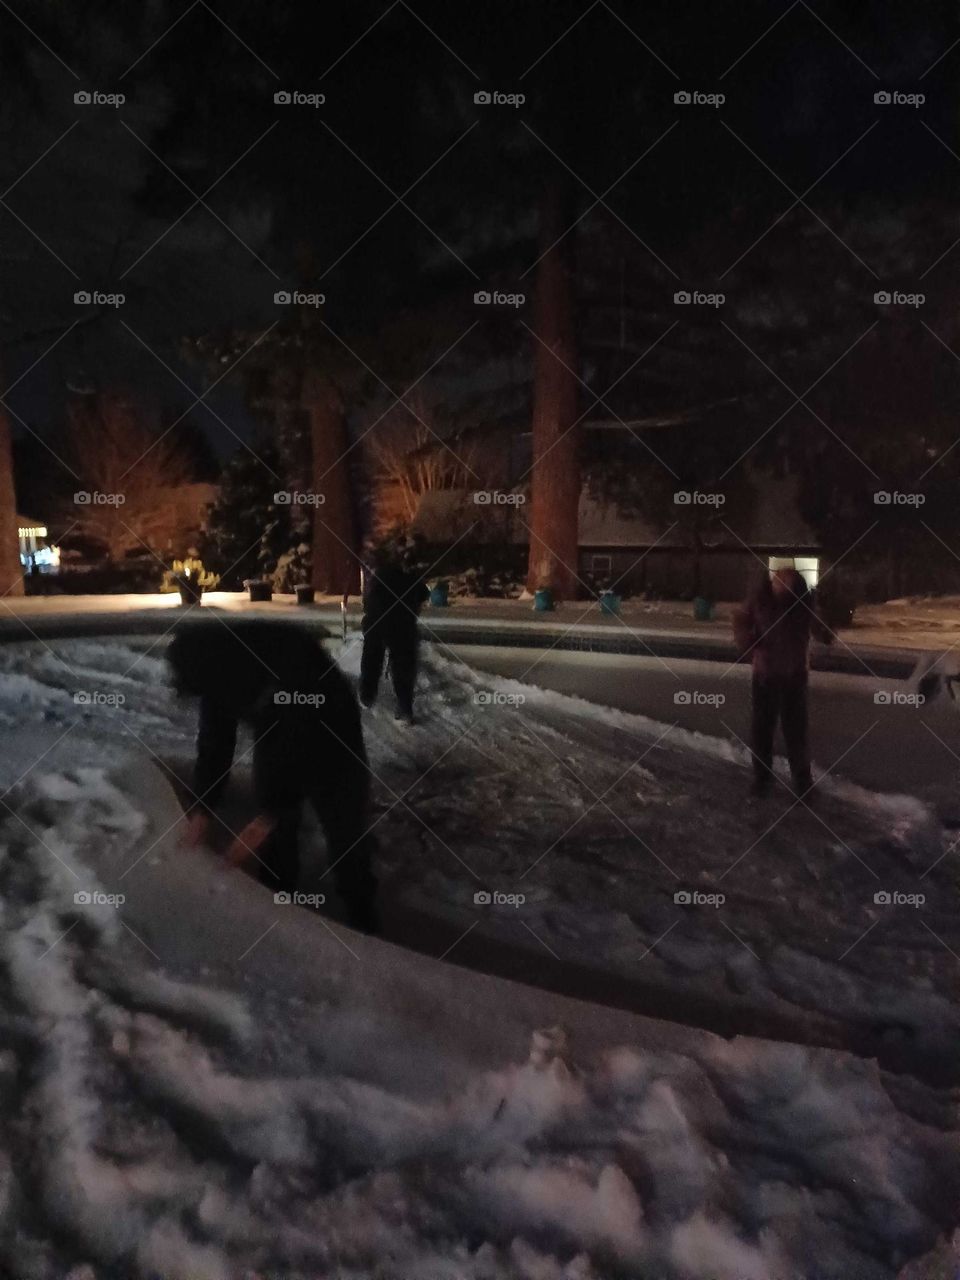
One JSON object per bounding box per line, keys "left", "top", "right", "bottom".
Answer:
{"left": 733, "top": 567, "right": 832, "bottom": 800}
{"left": 359, "top": 541, "right": 428, "bottom": 723}
{"left": 167, "top": 619, "right": 379, "bottom": 932}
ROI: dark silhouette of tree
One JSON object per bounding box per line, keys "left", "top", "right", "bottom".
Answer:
{"left": 0, "top": 405, "right": 22, "bottom": 595}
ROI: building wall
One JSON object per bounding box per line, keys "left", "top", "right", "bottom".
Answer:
{"left": 580, "top": 546, "right": 824, "bottom": 600}
{"left": 413, "top": 488, "right": 823, "bottom": 601}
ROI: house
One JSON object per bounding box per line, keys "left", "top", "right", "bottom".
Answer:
{"left": 17, "top": 515, "right": 59, "bottom": 574}
{"left": 411, "top": 473, "right": 822, "bottom": 601}
{"left": 578, "top": 473, "right": 822, "bottom": 599}
{"left": 398, "top": 405, "right": 823, "bottom": 599}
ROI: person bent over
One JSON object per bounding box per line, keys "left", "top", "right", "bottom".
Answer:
{"left": 733, "top": 567, "right": 832, "bottom": 800}
{"left": 167, "top": 619, "right": 379, "bottom": 933}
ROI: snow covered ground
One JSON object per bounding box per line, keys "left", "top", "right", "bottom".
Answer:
{"left": 0, "top": 628, "right": 956, "bottom": 1278}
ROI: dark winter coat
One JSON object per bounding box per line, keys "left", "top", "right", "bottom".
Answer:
{"left": 733, "top": 572, "right": 831, "bottom": 681}
{"left": 167, "top": 620, "right": 368, "bottom": 815}
{"left": 361, "top": 566, "right": 428, "bottom": 640}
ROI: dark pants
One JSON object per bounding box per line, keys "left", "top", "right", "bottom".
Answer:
{"left": 359, "top": 625, "right": 417, "bottom": 717}
{"left": 751, "top": 673, "right": 812, "bottom": 794}
{"left": 253, "top": 739, "right": 379, "bottom": 928}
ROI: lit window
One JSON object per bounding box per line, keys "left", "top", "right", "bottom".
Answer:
{"left": 768, "top": 555, "right": 819, "bottom": 588}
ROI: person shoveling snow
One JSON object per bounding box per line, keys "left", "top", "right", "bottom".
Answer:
{"left": 167, "top": 618, "right": 380, "bottom": 933}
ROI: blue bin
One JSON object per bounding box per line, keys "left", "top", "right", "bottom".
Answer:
{"left": 534, "top": 588, "right": 554, "bottom": 612}
{"left": 693, "top": 596, "right": 713, "bottom": 621}
{"left": 599, "top": 592, "right": 621, "bottom": 616}
{"left": 429, "top": 582, "right": 449, "bottom": 607}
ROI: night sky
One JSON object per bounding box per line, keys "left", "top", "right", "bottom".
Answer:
{"left": 2, "top": 1, "right": 957, "bottom": 459}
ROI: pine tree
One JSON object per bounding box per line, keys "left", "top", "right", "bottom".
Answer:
{"left": 203, "top": 444, "right": 285, "bottom": 589}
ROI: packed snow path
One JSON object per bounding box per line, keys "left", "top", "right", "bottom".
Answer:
{"left": 455, "top": 645, "right": 960, "bottom": 816}
{"left": 0, "top": 636, "right": 957, "bottom": 1278}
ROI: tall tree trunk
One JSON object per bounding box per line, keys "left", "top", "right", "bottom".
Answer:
{"left": 0, "top": 402, "right": 24, "bottom": 596}
{"left": 302, "top": 369, "right": 359, "bottom": 595}
{"left": 526, "top": 179, "right": 580, "bottom": 598}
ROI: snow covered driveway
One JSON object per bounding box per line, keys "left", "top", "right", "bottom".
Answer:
{"left": 0, "top": 631, "right": 956, "bottom": 1278}
{"left": 1, "top": 633, "right": 958, "bottom": 1074}
{"left": 365, "top": 645, "right": 955, "bottom": 1082}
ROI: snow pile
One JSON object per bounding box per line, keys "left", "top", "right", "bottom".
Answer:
{"left": 0, "top": 749, "right": 953, "bottom": 1279}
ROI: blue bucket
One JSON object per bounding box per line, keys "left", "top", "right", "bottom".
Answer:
{"left": 599, "top": 592, "right": 621, "bottom": 616}
{"left": 534, "top": 588, "right": 554, "bottom": 612}
{"left": 429, "top": 582, "right": 449, "bottom": 607}
{"left": 693, "top": 596, "right": 713, "bottom": 621}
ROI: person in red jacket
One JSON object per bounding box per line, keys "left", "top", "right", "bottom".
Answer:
{"left": 733, "top": 567, "right": 832, "bottom": 800}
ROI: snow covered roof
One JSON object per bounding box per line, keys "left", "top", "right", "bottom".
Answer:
{"left": 16, "top": 514, "right": 47, "bottom": 536}
{"left": 580, "top": 474, "right": 818, "bottom": 548}
{"left": 413, "top": 488, "right": 522, "bottom": 544}
{"left": 412, "top": 473, "right": 819, "bottom": 550}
